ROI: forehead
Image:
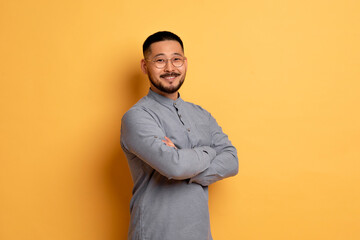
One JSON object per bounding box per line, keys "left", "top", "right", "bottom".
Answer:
{"left": 148, "top": 40, "right": 184, "bottom": 57}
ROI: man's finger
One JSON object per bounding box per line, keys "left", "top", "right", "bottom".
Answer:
{"left": 162, "top": 137, "right": 177, "bottom": 149}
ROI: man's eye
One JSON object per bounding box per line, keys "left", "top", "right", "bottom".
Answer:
{"left": 155, "top": 59, "right": 165, "bottom": 63}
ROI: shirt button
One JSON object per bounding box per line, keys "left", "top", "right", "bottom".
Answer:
{"left": 187, "top": 128, "right": 190, "bottom": 132}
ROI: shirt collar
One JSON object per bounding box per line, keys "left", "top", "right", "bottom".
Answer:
{"left": 147, "top": 88, "right": 184, "bottom": 107}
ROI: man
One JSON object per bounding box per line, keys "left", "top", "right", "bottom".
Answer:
{"left": 121, "top": 31, "right": 238, "bottom": 240}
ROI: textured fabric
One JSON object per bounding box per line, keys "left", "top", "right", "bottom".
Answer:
{"left": 121, "top": 89, "right": 238, "bottom": 240}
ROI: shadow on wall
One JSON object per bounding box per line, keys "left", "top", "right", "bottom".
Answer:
{"left": 100, "top": 62, "right": 148, "bottom": 239}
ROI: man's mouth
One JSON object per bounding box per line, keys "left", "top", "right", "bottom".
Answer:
{"left": 160, "top": 73, "right": 180, "bottom": 80}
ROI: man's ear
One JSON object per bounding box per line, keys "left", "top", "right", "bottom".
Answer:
{"left": 140, "top": 59, "right": 148, "bottom": 74}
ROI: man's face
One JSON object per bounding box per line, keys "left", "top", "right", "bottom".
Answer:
{"left": 141, "top": 40, "right": 187, "bottom": 95}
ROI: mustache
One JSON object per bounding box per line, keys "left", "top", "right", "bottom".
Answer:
{"left": 160, "top": 73, "right": 181, "bottom": 78}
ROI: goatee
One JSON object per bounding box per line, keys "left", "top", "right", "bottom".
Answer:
{"left": 148, "top": 74, "right": 185, "bottom": 94}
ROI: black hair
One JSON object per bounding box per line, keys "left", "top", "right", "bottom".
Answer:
{"left": 142, "top": 31, "right": 184, "bottom": 57}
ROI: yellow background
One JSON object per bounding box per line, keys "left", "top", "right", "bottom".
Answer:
{"left": 1, "top": 0, "right": 359, "bottom": 239}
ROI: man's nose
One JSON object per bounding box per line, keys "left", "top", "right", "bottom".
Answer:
{"left": 164, "top": 59, "right": 175, "bottom": 71}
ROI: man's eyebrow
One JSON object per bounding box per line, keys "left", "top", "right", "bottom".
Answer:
{"left": 152, "top": 53, "right": 184, "bottom": 58}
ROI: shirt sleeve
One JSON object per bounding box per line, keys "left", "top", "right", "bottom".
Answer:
{"left": 121, "top": 108, "right": 217, "bottom": 180}
{"left": 189, "top": 112, "right": 238, "bottom": 186}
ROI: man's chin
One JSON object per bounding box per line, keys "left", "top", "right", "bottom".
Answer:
{"left": 149, "top": 76, "right": 185, "bottom": 94}
{"left": 159, "top": 86, "right": 179, "bottom": 94}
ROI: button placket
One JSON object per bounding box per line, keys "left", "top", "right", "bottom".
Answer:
{"left": 174, "top": 101, "right": 191, "bottom": 135}
{"left": 179, "top": 111, "right": 190, "bottom": 132}
{"left": 174, "top": 103, "right": 185, "bottom": 126}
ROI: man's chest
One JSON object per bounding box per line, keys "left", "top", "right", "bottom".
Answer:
{"left": 151, "top": 106, "right": 212, "bottom": 149}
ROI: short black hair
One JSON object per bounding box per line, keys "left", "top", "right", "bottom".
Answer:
{"left": 143, "top": 31, "right": 184, "bottom": 57}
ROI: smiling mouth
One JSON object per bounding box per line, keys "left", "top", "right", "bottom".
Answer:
{"left": 160, "top": 73, "right": 180, "bottom": 80}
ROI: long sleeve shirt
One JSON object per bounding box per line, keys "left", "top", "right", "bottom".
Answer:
{"left": 121, "top": 89, "right": 238, "bottom": 240}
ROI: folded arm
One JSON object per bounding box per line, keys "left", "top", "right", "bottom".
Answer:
{"left": 121, "top": 109, "right": 217, "bottom": 180}
{"left": 189, "top": 113, "right": 238, "bottom": 186}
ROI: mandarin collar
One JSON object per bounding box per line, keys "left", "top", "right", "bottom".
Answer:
{"left": 148, "top": 89, "right": 183, "bottom": 107}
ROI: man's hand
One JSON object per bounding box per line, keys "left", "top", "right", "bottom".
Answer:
{"left": 162, "top": 136, "right": 177, "bottom": 149}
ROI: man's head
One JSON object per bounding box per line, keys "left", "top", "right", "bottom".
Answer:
{"left": 142, "top": 31, "right": 184, "bottom": 58}
{"left": 141, "top": 31, "right": 187, "bottom": 99}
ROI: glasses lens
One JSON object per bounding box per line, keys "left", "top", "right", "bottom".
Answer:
{"left": 153, "top": 58, "right": 166, "bottom": 68}
{"left": 171, "top": 57, "right": 184, "bottom": 67}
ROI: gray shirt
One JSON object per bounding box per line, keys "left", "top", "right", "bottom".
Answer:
{"left": 121, "top": 89, "right": 238, "bottom": 240}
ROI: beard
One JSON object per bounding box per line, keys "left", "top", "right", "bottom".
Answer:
{"left": 148, "top": 72, "right": 186, "bottom": 94}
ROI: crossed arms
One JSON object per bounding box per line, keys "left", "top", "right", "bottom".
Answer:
{"left": 121, "top": 108, "right": 238, "bottom": 186}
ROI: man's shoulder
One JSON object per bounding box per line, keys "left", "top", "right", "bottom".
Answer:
{"left": 122, "top": 95, "right": 154, "bottom": 119}
{"left": 183, "top": 100, "right": 211, "bottom": 116}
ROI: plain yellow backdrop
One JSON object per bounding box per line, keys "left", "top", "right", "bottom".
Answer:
{"left": 1, "top": 0, "right": 359, "bottom": 239}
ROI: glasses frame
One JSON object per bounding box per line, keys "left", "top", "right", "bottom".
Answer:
{"left": 145, "top": 56, "right": 187, "bottom": 69}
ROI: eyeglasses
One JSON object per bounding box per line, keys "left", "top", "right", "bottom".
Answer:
{"left": 146, "top": 56, "right": 186, "bottom": 69}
